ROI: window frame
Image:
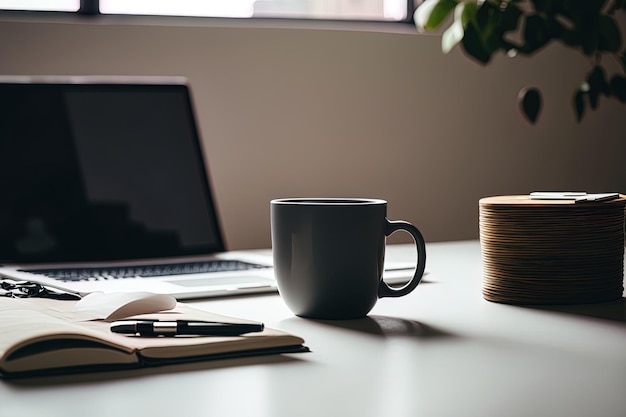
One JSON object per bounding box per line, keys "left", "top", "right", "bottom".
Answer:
{"left": 0, "top": 0, "right": 417, "bottom": 24}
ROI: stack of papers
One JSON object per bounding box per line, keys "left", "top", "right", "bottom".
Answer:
{"left": 478, "top": 194, "right": 626, "bottom": 305}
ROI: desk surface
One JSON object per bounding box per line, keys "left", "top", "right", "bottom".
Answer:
{"left": 3, "top": 240, "right": 626, "bottom": 417}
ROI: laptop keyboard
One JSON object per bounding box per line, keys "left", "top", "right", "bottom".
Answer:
{"left": 20, "top": 260, "right": 270, "bottom": 282}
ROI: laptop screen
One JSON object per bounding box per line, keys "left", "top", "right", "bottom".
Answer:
{"left": 0, "top": 77, "right": 225, "bottom": 263}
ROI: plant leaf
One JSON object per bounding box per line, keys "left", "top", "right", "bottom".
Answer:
{"left": 518, "top": 87, "right": 542, "bottom": 124}
{"left": 442, "top": 19, "right": 465, "bottom": 53}
{"left": 477, "top": 2, "right": 503, "bottom": 53}
{"left": 462, "top": 21, "right": 492, "bottom": 64}
{"left": 587, "top": 65, "right": 610, "bottom": 108}
{"left": 598, "top": 15, "right": 622, "bottom": 52}
{"left": 609, "top": 75, "right": 626, "bottom": 102}
{"left": 573, "top": 89, "right": 586, "bottom": 122}
{"left": 414, "top": 0, "right": 438, "bottom": 32}
{"left": 498, "top": 2, "right": 522, "bottom": 33}
{"left": 580, "top": 16, "right": 599, "bottom": 56}
{"left": 441, "top": 2, "right": 476, "bottom": 53}
{"left": 561, "top": 28, "right": 581, "bottom": 47}
{"left": 459, "top": 1, "right": 507, "bottom": 64}
{"left": 458, "top": 0, "right": 477, "bottom": 28}
{"left": 523, "top": 14, "right": 552, "bottom": 53}
{"left": 414, "top": 0, "right": 458, "bottom": 32}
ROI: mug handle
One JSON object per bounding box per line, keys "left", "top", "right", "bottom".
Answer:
{"left": 378, "top": 220, "right": 427, "bottom": 298}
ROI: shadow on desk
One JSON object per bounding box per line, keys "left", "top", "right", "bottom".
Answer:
{"left": 523, "top": 297, "right": 626, "bottom": 324}
{"left": 307, "top": 315, "right": 456, "bottom": 340}
{"left": 5, "top": 353, "right": 306, "bottom": 387}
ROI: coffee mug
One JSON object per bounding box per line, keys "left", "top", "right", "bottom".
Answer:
{"left": 270, "top": 198, "right": 426, "bottom": 319}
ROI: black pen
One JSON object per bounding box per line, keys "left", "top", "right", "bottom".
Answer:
{"left": 110, "top": 320, "right": 264, "bottom": 337}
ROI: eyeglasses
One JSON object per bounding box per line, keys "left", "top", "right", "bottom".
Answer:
{"left": 0, "top": 279, "right": 81, "bottom": 300}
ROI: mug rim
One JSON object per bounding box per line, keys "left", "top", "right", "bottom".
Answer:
{"left": 271, "top": 198, "right": 387, "bottom": 206}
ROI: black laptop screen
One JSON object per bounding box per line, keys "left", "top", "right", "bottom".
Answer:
{"left": 0, "top": 79, "right": 224, "bottom": 263}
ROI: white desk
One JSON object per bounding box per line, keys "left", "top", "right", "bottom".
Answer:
{"left": 2, "top": 240, "right": 626, "bottom": 417}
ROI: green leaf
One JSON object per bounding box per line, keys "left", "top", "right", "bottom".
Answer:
{"left": 462, "top": 21, "right": 492, "bottom": 64}
{"left": 475, "top": 1, "right": 491, "bottom": 27}
{"left": 561, "top": 29, "right": 582, "bottom": 47}
{"left": 573, "top": 89, "right": 586, "bottom": 122}
{"left": 545, "top": 15, "right": 564, "bottom": 39}
{"left": 559, "top": 1, "right": 605, "bottom": 56}
{"left": 598, "top": 15, "right": 622, "bottom": 52}
{"left": 441, "top": 2, "right": 478, "bottom": 54}
{"left": 523, "top": 14, "right": 552, "bottom": 53}
{"left": 587, "top": 65, "right": 611, "bottom": 110}
{"left": 458, "top": 0, "right": 477, "bottom": 27}
{"left": 463, "top": 1, "right": 509, "bottom": 59}
{"left": 589, "top": 89, "right": 600, "bottom": 109}
{"left": 518, "top": 87, "right": 542, "bottom": 124}
{"left": 587, "top": 65, "right": 610, "bottom": 108}
{"left": 579, "top": 17, "right": 599, "bottom": 56}
{"left": 414, "top": 0, "right": 458, "bottom": 32}
{"left": 442, "top": 19, "right": 465, "bottom": 53}
{"left": 609, "top": 75, "right": 626, "bottom": 102}
{"left": 498, "top": 3, "right": 522, "bottom": 33}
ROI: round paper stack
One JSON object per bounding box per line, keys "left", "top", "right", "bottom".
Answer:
{"left": 479, "top": 195, "right": 626, "bottom": 305}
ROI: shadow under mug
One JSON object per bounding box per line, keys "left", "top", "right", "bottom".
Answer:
{"left": 270, "top": 198, "right": 426, "bottom": 319}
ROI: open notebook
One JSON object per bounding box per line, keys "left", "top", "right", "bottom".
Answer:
{"left": 0, "top": 76, "right": 413, "bottom": 300}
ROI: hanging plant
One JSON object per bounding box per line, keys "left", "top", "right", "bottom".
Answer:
{"left": 414, "top": 0, "right": 626, "bottom": 124}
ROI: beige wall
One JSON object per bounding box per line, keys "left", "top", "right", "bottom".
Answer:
{"left": 1, "top": 16, "right": 625, "bottom": 249}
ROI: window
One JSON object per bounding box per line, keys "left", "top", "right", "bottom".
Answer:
{"left": 0, "top": 0, "right": 79, "bottom": 12}
{"left": 0, "top": 0, "right": 414, "bottom": 22}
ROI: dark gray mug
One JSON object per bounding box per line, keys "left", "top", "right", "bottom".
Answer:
{"left": 270, "top": 198, "right": 426, "bottom": 319}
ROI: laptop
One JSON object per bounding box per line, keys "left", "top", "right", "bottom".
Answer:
{"left": 0, "top": 76, "right": 414, "bottom": 300}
